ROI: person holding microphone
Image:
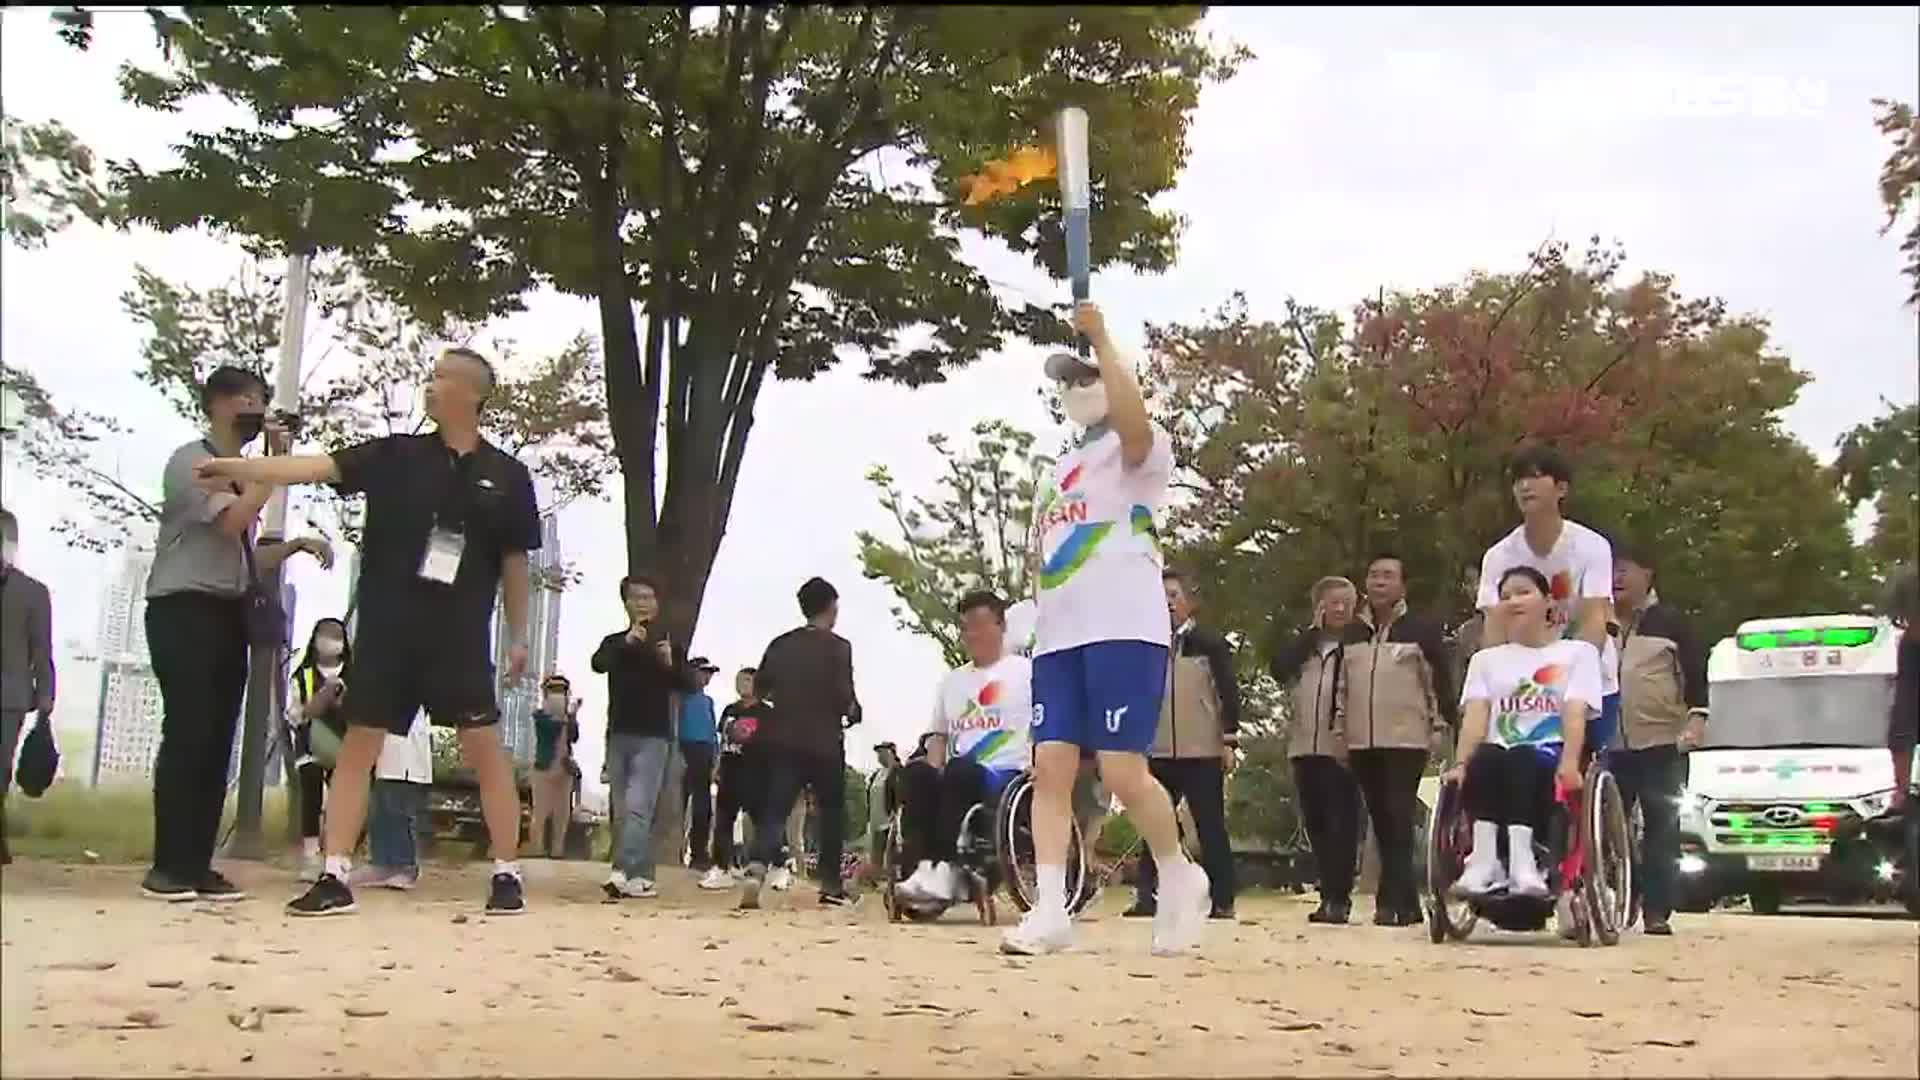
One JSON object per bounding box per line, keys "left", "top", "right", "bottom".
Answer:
{"left": 592, "top": 575, "right": 695, "bottom": 900}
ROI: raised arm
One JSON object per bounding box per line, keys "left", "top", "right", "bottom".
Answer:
{"left": 1073, "top": 302, "right": 1154, "bottom": 469}
{"left": 197, "top": 454, "right": 340, "bottom": 489}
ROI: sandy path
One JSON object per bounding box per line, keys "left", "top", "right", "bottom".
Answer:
{"left": 3, "top": 858, "right": 1915, "bottom": 1077}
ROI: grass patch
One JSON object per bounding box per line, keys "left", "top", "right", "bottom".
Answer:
{"left": 5, "top": 784, "right": 293, "bottom": 864}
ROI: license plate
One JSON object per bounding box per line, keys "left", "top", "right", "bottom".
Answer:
{"left": 1747, "top": 854, "right": 1821, "bottom": 872}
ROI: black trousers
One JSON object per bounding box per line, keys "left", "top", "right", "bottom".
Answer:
{"left": 712, "top": 751, "right": 764, "bottom": 869}
{"left": 896, "top": 758, "right": 988, "bottom": 865}
{"left": 1349, "top": 747, "right": 1429, "bottom": 913}
{"left": 1463, "top": 743, "right": 1556, "bottom": 831}
{"left": 145, "top": 593, "right": 250, "bottom": 881}
{"left": 1293, "top": 754, "right": 1362, "bottom": 905}
{"left": 752, "top": 748, "right": 846, "bottom": 890}
{"left": 1134, "top": 757, "right": 1237, "bottom": 912}
{"left": 296, "top": 761, "right": 332, "bottom": 840}
{"left": 681, "top": 741, "right": 716, "bottom": 870}
{"left": 1609, "top": 743, "right": 1684, "bottom": 919}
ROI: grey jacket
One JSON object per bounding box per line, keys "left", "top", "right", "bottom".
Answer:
{"left": 0, "top": 568, "right": 55, "bottom": 714}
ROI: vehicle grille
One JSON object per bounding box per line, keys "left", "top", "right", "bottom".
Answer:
{"left": 1706, "top": 800, "right": 1859, "bottom": 848}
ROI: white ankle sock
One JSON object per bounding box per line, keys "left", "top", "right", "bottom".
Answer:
{"left": 302, "top": 838, "right": 321, "bottom": 857}
{"left": 324, "top": 854, "right": 352, "bottom": 880}
{"left": 1469, "top": 820, "right": 1499, "bottom": 863}
{"left": 1508, "top": 825, "right": 1538, "bottom": 874}
{"left": 1037, "top": 863, "right": 1067, "bottom": 913}
{"left": 1154, "top": 851, "right": 1192, "bottom": 882}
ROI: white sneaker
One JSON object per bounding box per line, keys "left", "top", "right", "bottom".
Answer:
{"left": 1508, "top": 860, "right": 1550, "bottom": 899}
{"left": 1000, "top": 905, "right": 1074, "bottom": 956}
{"left": 898, "top": 860, "right": 940, "bottom": 901}
{"left": 768, "top": 866, "right": 794, "bottom": 892}
{"left": 939, "top": 862, "right": 966, "bottom": 901}
{"left": 618, "top": 876, "right": 659, "bottom": 899}
{"left": 698, "top": 867, "right": 734, "bottom": 891}
{"left": 1150, "top": 860, "right": 1211, "bottom": 957}
{"left": 1451, "top": 854, "right": 1508, "bottom": 898}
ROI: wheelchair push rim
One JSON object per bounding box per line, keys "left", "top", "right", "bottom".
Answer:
{"left": 1425, "top": 777, "right": 1479, "bottom": 943}
{"left": 1581, "top": 764, "right": 1632, "bottom": 946}
{"left": 996, "top": 773, "right": 1090, "bottom": 915}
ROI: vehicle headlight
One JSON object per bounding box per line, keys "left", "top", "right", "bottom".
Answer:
{"left": 1676, "top": 789, "right": 1702, "bottom": 818}
{"left": 1678, "top": 853, "right": 1707, "bottom": 875}
{"left": 1853, "top": 790, "right": 1895, "bottom": 820}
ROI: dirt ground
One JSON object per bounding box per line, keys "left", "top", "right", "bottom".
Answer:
{"left": 2, "top": 858, "right": 1915, "bottom": 1078}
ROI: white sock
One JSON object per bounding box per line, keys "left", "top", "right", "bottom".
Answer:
{"left": 302, "top": 838, "right": 321, "bottom": 858}
{"left": 324, "top": 854, "right": 352, "bottom": 880}
{"left": 1037, "top": 863, "right": 1068, "bottom": 914}
{"left": 1508, "top": 825, "right": 1538, "bottom": 874}
{"left": 1154, "top": 851, "right": 1192, "bottom": 882}
{"left": 494, "top": 859, "right": 522, "bottom": 880}
{"left": 1469, "top": 820, "right": 1499, "bottom": 864}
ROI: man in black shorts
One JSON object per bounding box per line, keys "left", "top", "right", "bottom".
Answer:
{"left": 196, "top": 346, "right": 541, "bottom": 916}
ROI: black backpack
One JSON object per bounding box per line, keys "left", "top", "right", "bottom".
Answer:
{"left": 15, "top": 715, "right": 59, "bottom": 798}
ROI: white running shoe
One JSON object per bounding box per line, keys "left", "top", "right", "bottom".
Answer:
{"left": 1150, "top": 860, "right": 1211, "bottom": 957}
{"left": 1508, "top": 860, "right": 1551, "bottom": 899}
{"left": 1451, "top": 854, "right": 1508, "bottom": 898}
{"left": 898, "top": 860, "right": 940, "bottom": 901}
{"left": 1000, "top": 905, "right": 1074, "bottom": 956}
{"left": 698, "top": 866, "right": 734, "bottom": 891}
{"left": 768, "top": 866, "right": 794, "bottom": 892}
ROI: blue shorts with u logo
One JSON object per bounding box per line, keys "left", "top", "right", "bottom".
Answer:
{"left": 1030, "top": 640, "right": 1170, "bottom": 754}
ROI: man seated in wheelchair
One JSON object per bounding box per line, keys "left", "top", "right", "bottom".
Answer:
{"left": 1447, "top": 566, "right": 1604, "bottom": 900}
{"left": 895, "top": 590, "right": 1034, "bottom": 905}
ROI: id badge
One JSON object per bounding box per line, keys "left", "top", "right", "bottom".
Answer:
{"left": 419, "top": 526, "right": 466, "bottom": 584}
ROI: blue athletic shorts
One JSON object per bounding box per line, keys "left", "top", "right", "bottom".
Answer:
{"left": 1588, "top": 693, "right": 1620, "bottom": 758}
{"left": 1031, "top": 640, "right": 1170, "bottom": 754}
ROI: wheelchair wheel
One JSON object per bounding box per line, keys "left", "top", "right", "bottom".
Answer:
{"left": 880, "top": 810, "right": 907, "bottom": 923}
{"left": 995, "top": 772, "right": 1088, "bottom": 914}
{"left": 1582, "top": 765, "right": 1632, "bottom": 947}
{"left": 1424, "top": 778, "right": 1478, "bottom": 943}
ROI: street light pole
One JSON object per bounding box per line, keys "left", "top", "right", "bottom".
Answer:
{"left": 228, "top": 198, "right": 314, "bottom": 859}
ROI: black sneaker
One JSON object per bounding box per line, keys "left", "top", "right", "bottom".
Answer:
{"left": 819, "top": 890, "right": 857, "bottom": 909}
{"left": 1307, "top": 900, "right": 1350, "bottom": 925}
{"left": 196, "top": 870, "right": 247, "bottom": 902}
{"left": 1644, "top": 915, "right": 1673, "bottom": 936}
{"left": 287, "top": 874, "right": 357, "bottom": 917}
{"left": 1373, "top": 904, "right": 1421, "bottom": 927}
{"left": 1209, "top": 905, "right": 1236, "bottom": 921}
{"left": 1122, "top": 901, "right": 1156, "bottom": 918}
{"left": 485, "top": 872, "right": 526, "bottom": 915}
{"left": 141, "top": 869, "right": 199, "bottom": 902}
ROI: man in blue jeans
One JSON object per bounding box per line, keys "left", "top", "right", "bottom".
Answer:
{"left": 352, "top": 708, "right": 434, "bottom": 890}
{"left": 591, "top": 574, "right": 694, "bottom": 900}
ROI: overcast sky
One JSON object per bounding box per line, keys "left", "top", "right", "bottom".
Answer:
{"left": 3, "top": 7, "right": 1915, "bottom": 788}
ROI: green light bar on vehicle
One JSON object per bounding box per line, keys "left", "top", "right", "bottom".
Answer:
{"left": 1737, "top": 627, "right": 1878, "bottom": 650}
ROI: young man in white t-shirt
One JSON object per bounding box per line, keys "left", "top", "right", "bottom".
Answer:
{"left": 1003, "top": 301, "right": 1210, "bottom": 958}
{"left": 896, "top": 591, "right": 1033, "bottom": 905}
{"left": 1474, "top": 444, "right": 1620, "bottom": 755}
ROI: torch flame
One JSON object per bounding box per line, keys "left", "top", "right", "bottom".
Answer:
{"left": 959, "top": 144, "right": 1059, "bottom": 206}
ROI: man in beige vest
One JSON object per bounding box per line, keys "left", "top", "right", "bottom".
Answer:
{"left": 1127, "top": 569, "right": 1241, "bottom": 920}
{"left": 1341, "top": 553, "right": 1456, "bottom": 927}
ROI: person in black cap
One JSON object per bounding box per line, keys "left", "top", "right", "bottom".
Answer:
{"left": 737, "top": 577, "right": 862, "bottom": 909}
{"left": 679, "top": 656, "right": 723, "bottom": 876}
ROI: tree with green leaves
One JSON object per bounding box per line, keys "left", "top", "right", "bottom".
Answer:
{"left": 856, "top": 419, "right": 1051, "bottom": 668}
{"left": 1834, "top": 402, "right": 1919, "bottom": 579}
{"left": 74, "top": 4, "right": 1243, "bottom": 640}
{"left": 1873, "top": 98, "right": 1919, "bottom": 306}
{"left": 0, "top": 114, "right": 120, "bottom": 248}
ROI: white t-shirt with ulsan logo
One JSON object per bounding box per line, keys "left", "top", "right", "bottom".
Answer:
{"left": 1461, "top": 639, "right": 1605, "bottom": 749}
{"left": 1476, "top": 519, "right": 1620, "bottom": 696}
{"left": 1032, "top": 426, "right": 1174, "bottom": 657}
{"left": 930, "top": 654, "right": 1033, "bottom": 773}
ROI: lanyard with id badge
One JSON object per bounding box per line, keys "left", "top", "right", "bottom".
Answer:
{"left": 420, "top": 524, "right": 466, "bottom": 584}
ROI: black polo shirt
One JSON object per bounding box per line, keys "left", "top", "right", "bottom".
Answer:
{"left": 331, "top": 431, "right": 541, "bottom": 656}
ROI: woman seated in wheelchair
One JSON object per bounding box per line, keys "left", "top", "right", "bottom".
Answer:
{"left": 1447, "top": 566, "right": 1604, "bottom": 900}
{"left": 895, "top": 590, "right": 1034, "bottom": 906}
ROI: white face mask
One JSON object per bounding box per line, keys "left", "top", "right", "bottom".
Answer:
{"left": 1060, "top": 381, "right": 1109, "bottom": 427}
{"left": 0, "top": 539, "right": 16, "bottom": 567}
{"left": 313, "top": 637, "right": 345, "bottom": 661}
